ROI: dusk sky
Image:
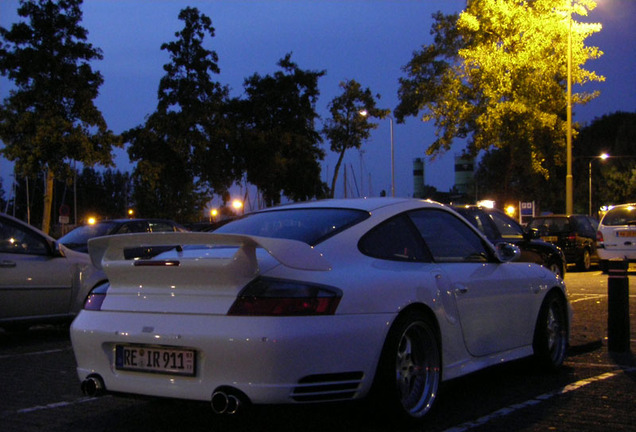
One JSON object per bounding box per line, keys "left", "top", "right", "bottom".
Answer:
{"left": 1, "top": 0, "right": 634, "bottom": 207}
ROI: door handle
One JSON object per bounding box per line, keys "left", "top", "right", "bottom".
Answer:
{"left": 454, "top": 284, "right": 469, "bottom": 294}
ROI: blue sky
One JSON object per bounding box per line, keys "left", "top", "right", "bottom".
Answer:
{"left": 1, "top": 0, "right": 634, "bottom": 205}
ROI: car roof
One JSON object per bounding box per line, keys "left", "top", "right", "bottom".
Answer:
{"left": 255, "top": 197, "right": 444, "bottom": 213}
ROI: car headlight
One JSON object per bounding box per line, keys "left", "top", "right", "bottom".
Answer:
{"left": 228, "top": 277, "right": 342, "bottom": 316}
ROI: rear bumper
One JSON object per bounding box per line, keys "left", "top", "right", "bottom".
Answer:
{"left": 70, "top": 310, "right": 391, "bottom": 405}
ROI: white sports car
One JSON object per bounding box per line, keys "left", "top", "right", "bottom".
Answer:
{"left": 70, "top": 198, "right": 570, "bottom": 420}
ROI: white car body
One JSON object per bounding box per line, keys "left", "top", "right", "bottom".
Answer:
{"left": 596, "top": 203, "right": 636, "bottom": 263}
{"left": 70, "top": 198, "right": 570, "bottom": 419}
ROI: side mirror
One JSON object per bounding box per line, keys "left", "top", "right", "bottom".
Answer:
{"left": 51, "top": 241, "right": 66, "bottom": 258}
{"left": 495, "top": 242, "right": 521, "bottom": 263}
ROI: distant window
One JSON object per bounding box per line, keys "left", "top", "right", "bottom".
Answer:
{"left": 148, "top": 221, "right": 177, "bottom": 232}
{"left": 602, "top": 206, "right": 636, "bottom": 226}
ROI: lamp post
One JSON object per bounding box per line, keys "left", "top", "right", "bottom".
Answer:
{"left": 565, "top": 0, "right": 574, "bottom": 215}
{"left": 389, "top": 115, "right": 395, "bottom": 197}
{"left": 588, "top": 153, "right": 609, "bottom": 216}
{"left": 360, "top": 110, "right": 395, "bottom": 197}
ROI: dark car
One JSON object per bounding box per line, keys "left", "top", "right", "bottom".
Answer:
{"left": 59, "top": 218, "right": 187, "bottom": 254}
{"left": 528, "top": 214, "right": 599, "bottom": 271}
{"left": 454, "top": 205, "right": 566, "bottom": 278}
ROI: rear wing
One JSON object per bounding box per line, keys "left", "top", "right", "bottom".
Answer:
{"left": 88, "top": 232, "right": 332, "bottom": 273}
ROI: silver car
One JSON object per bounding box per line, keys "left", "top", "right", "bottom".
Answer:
{"left": 0, "top": 213, "right": 105, "bottom": 330}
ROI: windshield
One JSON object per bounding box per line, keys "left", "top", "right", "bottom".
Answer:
{"left": 59, "top": 222, "right": 119, "bottom": 245}
{"left": 214, "top": 208, "right": 369, "bottom": 246}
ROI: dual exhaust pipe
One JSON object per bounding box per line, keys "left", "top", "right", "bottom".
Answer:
{"left": 211, "top": 388, "right": 246, "bottom": 415}
{"left": 81, "top": 376, "right": 246, "bottom": 416}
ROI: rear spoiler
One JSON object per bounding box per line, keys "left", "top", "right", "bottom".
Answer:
{"left": 87, "top": 232, "right": 332, "bottom": 272}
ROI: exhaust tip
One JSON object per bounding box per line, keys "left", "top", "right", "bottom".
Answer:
{"left": 81, "top": 375, "right": 105, "bottom": 397}
{"left": 211, "top": 387, "right": 249, "bottom": 415}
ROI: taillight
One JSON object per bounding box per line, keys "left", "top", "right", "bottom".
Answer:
{"left": 596, "top": 231, "right": 604, "bottom": 242}
{"left": 83, "top": 282, "right": 110, "bottom": 311}
{"left": 228, "top": 277, "right": 342, "bottom": 316}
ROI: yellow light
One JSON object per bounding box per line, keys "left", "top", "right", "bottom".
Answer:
{"left": 477, "top": 200, "right": 495, "bottom": 209}
{"left": 505, "top": 205, "right": 516, "bottom": 217}
{"left": 232, "top": 199, "right": 243, "bottom": 210}
{"left": 211, "top": 209, "right": 218, "bottom": 217}
{"left": 87, "top": 217, "right": 97, "bottom": 225}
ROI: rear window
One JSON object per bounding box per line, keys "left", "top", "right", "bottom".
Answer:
{"left": 215, "top": 208, "right": 369, "bottom": 245}
{"left": 59, "top": 222, "right": 119, "bottom": 244}
{"left": 602, "top": 206, "right": 636, "bottom": 226}
{"left": 529, "top": 217, "right": 570, "bottom": 234}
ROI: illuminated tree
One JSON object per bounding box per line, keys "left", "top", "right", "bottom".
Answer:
{"left": 396, "top": 0, "right": 603, "bottom": 207}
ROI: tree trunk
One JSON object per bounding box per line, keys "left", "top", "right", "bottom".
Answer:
{"left": 330, "top": 149, "right": 347, "bottom": 198}
{"left": 41, "top": 169, "right": 54, "bottom": 234}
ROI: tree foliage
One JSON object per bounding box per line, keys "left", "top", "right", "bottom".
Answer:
{"left": 323, "top": 80, "right": 389, "bottom": 197}
{"left": 0, "top": 0, "right": 120, "bottom": 232}
{"left": 125, "top": 7, "right": 236, "bottom": 222}
{"left": 236, "top": 54, "right": 327, "bottom": 206}
{"left": 396, "top": 0, "right": 603, "bottom": 207}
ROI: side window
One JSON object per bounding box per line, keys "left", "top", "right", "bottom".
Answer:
{"left": 148, "top": 221, "right": 176, "bottom": 232}
{"left": 489, "top": 211, "right": 523, "bottom": 240}
{"left": 117, "top": 221, "right": 148, "bottom": 234}
{"left": 359, "top": 214, "right": 430, "bottom": 262}
{"left": 409, "top": 209, "right": 489, "bottom": 263}
{"left": 0, "top": 219, "right": 49, "bottom": 256}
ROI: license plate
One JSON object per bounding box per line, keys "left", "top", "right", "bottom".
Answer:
{"left": 115, "top": 345, "right": 196, "bottom": 376}
{"left": 617, "top": 231, "right": 636, "bottom": 237}
{"left": 542, "top": 236, "right": 558, "bottom": 242}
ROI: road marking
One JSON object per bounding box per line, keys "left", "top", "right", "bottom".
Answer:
{"left": 0, "top": 348, "right": 70, "bottom": 360}
{"left": 443, "top": 366, "right": 636, "bottom": 432}
{"left": 15, "top": 396, "right": 103, "bottom": 414}
{"left": 569, "top": 294, "right": 606, "bottom": 303}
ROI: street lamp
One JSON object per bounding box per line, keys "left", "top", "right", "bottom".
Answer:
{"left": 566, "top": 0, "right": 573, "bottom": 215}
{"left": 360, "top": 110, "right": 394, "bottom": 197}
{"left": 389, "top": 115, "right": 395, "bottom": 197}
{"left": 588, "top": 153, "right": 609, "bottom": 216}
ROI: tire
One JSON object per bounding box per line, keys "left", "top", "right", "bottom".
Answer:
{"left": 547, "top": 261, "right": 563, "bottom": 279}
{"left": 577, "top": 249, "right": 591, "bottom": 271}
{"left": 371, "top": 310, "right": 441, "bottom": 420}
{"left": 533, "top": 292, "right": 568, "bottom": 370}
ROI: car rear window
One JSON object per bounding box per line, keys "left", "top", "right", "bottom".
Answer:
{"left": 529, "top": 217, "right": 570, "bottom": 234}
{"left": 59, "top": 222, "right": 119, "bottom": 244}
{"left": 602, "top": 206, "right": 636, "bottom": 226}
{"left": 214, "top": 208, "right": 369, "bottom": 245}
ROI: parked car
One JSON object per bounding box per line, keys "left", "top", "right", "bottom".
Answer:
{"left": 453, "top": 205, "right": 566, "bottom": 278}
{"left": 528, "top": 214, "right": 599, "bottom": 271}
{"left": 0, "top": 213, "right": 106, "bottom": 330}
{"left": 59, "top": 218, "right": 187, "bottom": 254}
{"left": 596, "top": 203, "right": 636, "bottom": 270}
{"left": 71, "top": 198, "right": 570, "bottom": 421}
